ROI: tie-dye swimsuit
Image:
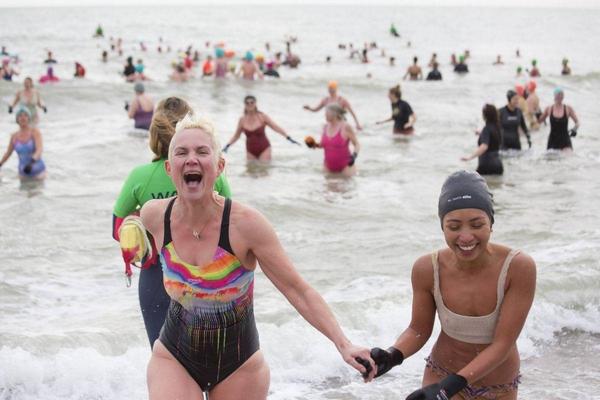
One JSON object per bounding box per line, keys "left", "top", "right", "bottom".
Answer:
{"left": 158, "top": 197, "right": 259, "bottom": 392}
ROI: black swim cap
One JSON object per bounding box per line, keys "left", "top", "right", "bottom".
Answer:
{"left": 438, "top": 171, "right": 494, "bottom": 228}
{"left": 506, "top": 90, "right": 517, "bottom": 102}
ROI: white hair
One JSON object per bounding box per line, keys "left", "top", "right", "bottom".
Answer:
{"left": 168, "top": 112, "right": 222, "bottom": 161}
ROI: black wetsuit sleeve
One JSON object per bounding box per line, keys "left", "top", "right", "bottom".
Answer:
{"left": 405, "top": 101, "right": 414, "bottom": 116}
{"left": 518, "top": 109, "right": 529, "bottom": 133}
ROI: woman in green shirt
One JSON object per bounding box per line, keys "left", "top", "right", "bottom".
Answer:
{"left": 113, "top": 96, "right": 232, "bottom": 347}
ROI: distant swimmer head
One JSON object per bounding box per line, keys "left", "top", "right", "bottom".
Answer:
{"left": 515, "top": 85, "right": 525, "bottom": 97}
{"left": 215, "top": 47, "right": 225, "bottom": 58}
{"left": 553, "top": 87, "right": 564, "bottom": 101}
{"left": 388, "top": 84, "right": 401, "bottom": 100}
{"left": 244, "top": 51, "right": 254, "bottom": 61}
{"left": 15, "top": 106, "right": 32, "bottom": 123}
{"left": 531, "top": 59, "right": 537, "bottom": 66}
{"left": 482, "top": 104, "right": 499, "bottom": 125}
{"left": 516, "top": 66, "right": 523, "bottom": 74}
{"left": 325, "top": 103, "right": 346, "bottom": 122}
{"left": 328, "top": 80, "right": 338, "bottom": 92}
{"left": 243, "top": 95, "right": 257, "bottom": 112}
{"left": 506, "top": 89, "right": 518, "bottom": 102}
{"left": 459, "top": 55, "right": 465, "bottom": 63}
{"left": 527, "top": 80, "right": 537, "bottom": 93}
{"left": 149, "top": 96, "right": 191, "bottom": 161}
{"left": 562, "top": 58, "right": 569, "bottom": 65}
{"left": 553, "top": 87, "right": 564, "bottom": 96}
{"left": 134, "top": 82, "right": 145, "bottom": 94}
{"left": 438, "top": 170, "right": 494, "bottom": 229}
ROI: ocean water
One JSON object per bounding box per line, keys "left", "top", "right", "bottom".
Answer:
{"left": 1, "top": 5, "right": 599, "bottom": 400}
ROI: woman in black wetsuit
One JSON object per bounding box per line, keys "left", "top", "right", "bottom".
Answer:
{"left": 499, "top": 90, "right": 531, "bottom": 151}
{"left": 462, "top": 104, "right": 503, "bottom": 175}
{"left": 376, "top": 85, "right": 416, "bottom": 135}
{"left": 537, "top": 87, "right": 580, "bottom": 152}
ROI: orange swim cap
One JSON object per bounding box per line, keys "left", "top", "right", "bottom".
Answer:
{"left": 328, "top": 80, "right": 338, "bottom": 90}
{"left": 515, "top": 85, "right": 525, "bottom": 97}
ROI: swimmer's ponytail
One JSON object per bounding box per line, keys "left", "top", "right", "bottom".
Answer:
{"left": 389, "top": 84, "right": 401, "bottom": 99}
{"left": 149, "top": 97, "right": 192, "bottom": 161}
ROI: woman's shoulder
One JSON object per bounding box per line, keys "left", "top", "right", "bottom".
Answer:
{"left": 140, "top": 197, "right": 172, "bottom": 231}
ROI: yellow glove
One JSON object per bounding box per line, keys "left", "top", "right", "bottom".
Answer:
{"left": 118, "top": 216, "right": 151, "bottom": 286}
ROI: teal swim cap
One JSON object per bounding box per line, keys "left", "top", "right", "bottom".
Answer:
{"left": 532, "top": 59, "right": 537, "bottom": 66}
{"left": 15, "top": 106, "right": 32, "bottom": 122}
{"left": 553, "top": 87, "right": 564, "bottom": 96}
{"left": 244, "top": 51, "right": 254, "bottom": 61}
{"left": 215, "top": 48, "right": 225, "bottom": 58}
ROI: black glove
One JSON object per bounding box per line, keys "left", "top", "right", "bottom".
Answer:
{"left": 355, "top": 357, "right": 373, "bottom": 379}
{"left": 370, "top": 347, "right": 404, "bottom": 378}
{"left": 42, "top": 106, "right": 47, "bottom": 113}
{"left": 124, "top": 101, "right": 129, "bottom": 111}
{"left": 569, "top": 128, "right": 577, "bottom": 137}
{"left": 348, "top": 152, "right": 358, "bottom": 166}
{"left": 23, "top": 160, "right": 35, "bottom": 174}
{"left": 222, "top": 144, "right": 231, "bottom": 153}
{"left": 406, "top": 373, "right": 468, "bottom": 400}
{"left": 8, "top": 105, "right": 13, "bottom": 114}
{"left": 286, "top": 135, "right": 300, "bottom": 145}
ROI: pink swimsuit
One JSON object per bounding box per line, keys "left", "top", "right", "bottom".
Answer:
{"left": 321, "top": 126, "right": 350, "bottom": 172}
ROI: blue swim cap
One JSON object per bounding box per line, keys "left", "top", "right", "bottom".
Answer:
{"left": 553, "top": 87, "right": 564, "bottom": 96}
{"left": 215, "top": 48, "right": 225, "bottom": 58}
{"left": 244, "top": 51, "right": 254, "bottom": 61}
{"left": 15, "top": 106, "right": 32, "bottom": 122}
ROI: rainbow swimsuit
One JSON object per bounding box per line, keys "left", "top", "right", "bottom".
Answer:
{"left": 158, "top": 197, "right": 259, "bottom": 392}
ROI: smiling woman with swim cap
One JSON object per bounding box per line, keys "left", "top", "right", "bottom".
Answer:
{"left": 0, "top": 107, "right": 46, "bottom": 179}
{"left": 137, "top": 111, "right": 374, "bottom": 399}
{"left": 367, "top": 171, "right": 536, "bottom": 400}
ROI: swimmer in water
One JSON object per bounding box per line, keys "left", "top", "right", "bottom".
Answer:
{"left": 1, "top": 59, "right": 18, "bottom": 81}
{"left": 561, "top": 58, "right": 571, "bottom": 75}
{"left": 202, "top": 55, "right": 214, "bottom": 77}
{"left": 461, "top": 104, "right": 503, "bottom": 175}
{"left": 44, "top": 50, "right": 57, "bottom": 64}
{"left": 537, "top": 87, "right": 580, "bottom": 152}
{"left": 94, "top": 24, "right": 103, "bottom": 38}
{"left": 0, "top": 107, "right": 47, "bottom": 180}
{"left": 9, "top": 77, "right": 46, "bottom": 125}
{"left": 529, "top": 59, "right": 540, "bottom": 77}
{"left": 426, "top": 62, "right": 442, "bottom": 81}
{"left": 135, "top": 59, "right": 147, "bottom": 80}
{"left": 389, "top": 57, "right": 396, "bottom": 66}
{"left": 126, "top": 82, "right": 154, "bottom": 130}
{"left": 303, "top": 81, "right": 362, "bottom": 130}
{"left": 525, "top": 81, "right": 541, "bottom": 131}
{"left": 222, "top": 95, "right": 299, "bottom": 162}
{"left": 454, "top": 55, "right": 469, "bottom": 73}
{"left": 74, "top": 62, "right": 85, "bottom": 78}
{"left": 428, "top": 53, "right": 437, "bottom": 68}
{"left": 214, "top": 48, "right": 228, "bottom": 78}
{"left": 499, "top": 90, "right": 531, "bottom": 150}
{"left": 136, "top": 111, "right": 374, "bottom": 399}
{"left": 101, "top": 50, "right": 108, "bottom": 62}
{"left": 113, "top": 97, "right": 232, "bottom": 347}
{"left": 493, "top": 55, "right": 504, "bottom": 65}
{"left": 403, "top": 57, "right": 423, "bottom": 80}
{"left": 123, "top": 56, "right": 136, "bottom": 82}
{"left": 376, "top": 85, "right": 416, "bottom": 135}
{"left": 516, "top": 66, "right": 523, "bottom": 77}
{"left": 367, "top": 170, "right": 535, "bottom": 400}
{"left": 307, "top": 104, "right": 360, "bottom": 176}
{"left": 238, "top": 51, "right": 263, "bottom": 80}
{"left": 450, "top": 53, "right": 457, "bottom": 66}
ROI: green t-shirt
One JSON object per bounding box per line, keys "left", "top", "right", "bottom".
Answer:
{"left": 113, "top": 158, "right": 232, "bottom": 218}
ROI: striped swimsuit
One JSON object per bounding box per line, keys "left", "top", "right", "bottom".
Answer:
{"left": 158, "top": 197, "right": 259, "bottom": 392}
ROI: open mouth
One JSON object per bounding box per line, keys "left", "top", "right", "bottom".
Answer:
{"left": 183, "top": 172, "right": 203, "bottom": 187}
{"left": 457, "top": 243, "right": 477, "bottom": 252}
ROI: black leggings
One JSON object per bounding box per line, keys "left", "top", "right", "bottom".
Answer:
{"left": 138, "top": 261, "right": 170, "bottom": 347}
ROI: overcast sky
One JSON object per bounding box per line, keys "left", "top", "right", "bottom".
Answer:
{"left": 2, "top": 0, "right": 600, "bottom": 7}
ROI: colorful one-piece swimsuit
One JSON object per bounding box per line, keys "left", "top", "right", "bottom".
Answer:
{"left": 158, "top": 197, "right": 259, "bottom": 392}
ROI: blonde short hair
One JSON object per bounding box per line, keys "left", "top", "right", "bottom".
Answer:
{"left": 169, "top": 112, "right": 222, "bottom": 161}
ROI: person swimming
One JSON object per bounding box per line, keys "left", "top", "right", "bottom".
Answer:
{"left": 123, "top": 56, "right": 136, "bottom": 82}
{"left": 561, "top": 58, "right": 571, "bottom": 75}
{"left": 454, "top": 55, "right": 469, "bottom": 73}
{"left": 113, "top": 96, "right": 232, "bottom": 347}
{"left": 376, "top": 85, "right": 416, "bottom": 135}
{"left": 74, "top": 62, "right": 85, "bottom": 78}
{"left": 529, "top": 59, "right": 540, "bottom": 77}
{"left": 499, "top": 90, "right": 530, "bottom": 150}
{"left": 304, "top": 81, "right": 362, "bottom": 130}
{"left": 403, "top": 57, "right": 423, "bottom": 80}
{"left": 461, "top": 104, "right": 503, "bottom": 175}
{"left": 222, "top": 95, "right": 299, "bottom": 162}
{"left": 10, "top": 77, "right": 46, "bottom": 125}
{"left": 537, "top": 87, "right": 580, "bottom": 151}
{"left": 0, "top": 107, "right": 46, "bottom": 180}
{"left": 307, "top": 104, "right": 360, "bottom": 176}
{"left": 239, "top": 51, "right": 263, "bottom": 80}
{"left": 426, "top": 62, "right": 442, "bottom": 81}
{"left": 367, "top": 170, "right": 535, "bottom": 400}
{"left": 126, "top": 82, "right": 154, "bottom": 130}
